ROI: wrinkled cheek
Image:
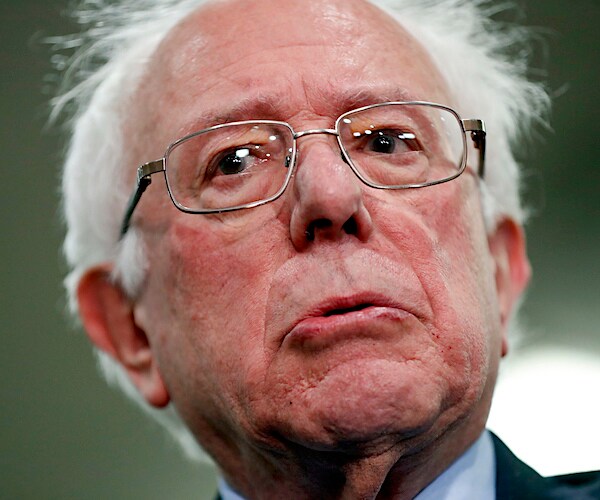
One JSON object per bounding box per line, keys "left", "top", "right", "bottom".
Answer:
{"left": 153, "top": 217, "right": 285, "bottom": 429}
{"left": 165, "top": 217, "right": 275, "bottom": 322}
{"left": 420, "top": 257, "right": 493, "bottom": 411}
{"left": 431, "top": 302, "right": 494, "bottom": 418}
{"left": 443, "top": 334, "right": 486, "bottom": 398}
{"left": 417, "top": 175, "right": 486, "bottom": 250}
{"left": 422, "top": 181, "right": 495, "bottom": 373}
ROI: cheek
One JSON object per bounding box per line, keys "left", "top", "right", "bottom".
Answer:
{"left": 373, "top": 182, "right": 499, "bottom": 391}
{"left": 372, "top": 180, "right": 493, "bottom": 306}
{"left": 140, "top": 211, "right": 290, "bottom": 422}
{"left": 427, "top": 184, "right": 500, "bottom": 384}
{"left": 416, "top": 180, "right": 495, "bottom": 308}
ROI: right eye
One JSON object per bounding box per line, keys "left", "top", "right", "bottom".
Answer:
{"left": 368, "top": 133, "right": 397, "bottom": 154}
{"left": 214, "top": 147, "right": 256, "bottom": 175}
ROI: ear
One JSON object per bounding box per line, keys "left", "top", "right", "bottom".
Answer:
{"left": 77, "top": 265, "right": 170, "bottom": 408}
{"left": 487, "top": 218, "right": 531, "bottom": 357}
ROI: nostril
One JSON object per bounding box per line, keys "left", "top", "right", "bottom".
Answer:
{"left": 305, "top": 219, "right": 332, "bottom": 241}
{"left": 342, "top": 217, "right": 358, "bottom": 235}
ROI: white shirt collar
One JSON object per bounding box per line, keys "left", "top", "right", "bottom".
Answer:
{"left": 218, "top": 476, "right": 246, "bottom": 500}
{"left": 415, "top": 430, "right": 495, "bottom": 500}
{"left": 218, "top": 431, "right": 495, "bottom": 500}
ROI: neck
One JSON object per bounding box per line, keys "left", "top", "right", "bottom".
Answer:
{"left": 218, "top": 421, "right": 485, "bottom": 500}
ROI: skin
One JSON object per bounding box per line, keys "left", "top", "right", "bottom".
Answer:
{"left": 78, "top": 0, "right": 531, "bottom": 498}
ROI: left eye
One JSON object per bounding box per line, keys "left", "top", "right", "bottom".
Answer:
{"left": 366, "top": 131, "right": 419, "bottom": 154}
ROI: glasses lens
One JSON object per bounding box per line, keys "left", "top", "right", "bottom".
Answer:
{"left": 338, "top": 104, "right": 465, "bottom": 187}
{"left": 165, "top": 122, "right": 294, "bottom": 211}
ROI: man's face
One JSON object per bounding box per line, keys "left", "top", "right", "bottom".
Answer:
{"left": 126, "top": 0, "right": 509, "bottom": 461}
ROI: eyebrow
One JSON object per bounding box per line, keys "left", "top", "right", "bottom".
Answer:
{"left": 184, "top": 86, "right": 430, "bottom": 133}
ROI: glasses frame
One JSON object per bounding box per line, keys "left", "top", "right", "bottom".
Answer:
{"left": 120, "top": 101, "right": 486, "bottom": 235}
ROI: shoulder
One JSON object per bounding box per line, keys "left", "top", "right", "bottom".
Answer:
{"left": 545, "top": 470, "right": 600, "bottom": 499}
{"left": 491, "top": 432, "right": 600, "bottom": 499}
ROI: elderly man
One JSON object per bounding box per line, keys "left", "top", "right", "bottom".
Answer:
{"left": 55, "top": 0, "right": 598, "bottom": 498}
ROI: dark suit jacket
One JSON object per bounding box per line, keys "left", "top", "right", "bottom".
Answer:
{"left": 492, "top": 433, "right": 600, "bottom": 499}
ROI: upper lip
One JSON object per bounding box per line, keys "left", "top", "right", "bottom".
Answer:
{"left": 265, "top": 247, "right": 431, "bottom": 349}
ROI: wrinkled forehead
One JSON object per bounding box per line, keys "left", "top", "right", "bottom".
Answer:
{"left": 130, "top": 0, "right": 450, "bottom": 146}
{"left": 162, "top": 0, "right": 414, "bottom": 63}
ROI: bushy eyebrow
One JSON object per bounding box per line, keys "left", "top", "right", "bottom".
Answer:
{"left": 185, "top": 86, "right": 423, "bottom": 132}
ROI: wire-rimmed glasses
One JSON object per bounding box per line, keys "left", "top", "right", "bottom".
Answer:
{"left": 120, "top": 101, "right": 486, "bottom": 235}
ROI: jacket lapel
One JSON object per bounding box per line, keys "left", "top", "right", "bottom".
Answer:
{"left": 492, "top": 433, "right": 549, "bottom": 500}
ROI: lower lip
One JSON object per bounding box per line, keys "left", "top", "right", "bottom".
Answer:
{"left": 285, "top": 306, "right": 413, "bottom": 350}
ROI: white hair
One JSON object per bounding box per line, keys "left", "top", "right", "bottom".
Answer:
{"left": 52, "top": 0, "right": 549, "bottom": 463}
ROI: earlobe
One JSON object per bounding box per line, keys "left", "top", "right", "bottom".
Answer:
{"left": 77, "top": 265, "right": 170, "bottom": 408}
{"left": 487, "top": 219, "right": 531, "bottom": 357}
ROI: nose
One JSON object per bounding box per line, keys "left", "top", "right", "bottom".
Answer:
{"left": 289, "top": 137, "right": 373, "bottom": 250}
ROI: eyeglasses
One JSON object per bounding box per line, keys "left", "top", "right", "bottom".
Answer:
{"left": 120, "top": 101, "right": 486, "bottom": 235}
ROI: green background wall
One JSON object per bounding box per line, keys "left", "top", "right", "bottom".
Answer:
{"left": 1, "top": 1, "right": 598, "bottom": 498}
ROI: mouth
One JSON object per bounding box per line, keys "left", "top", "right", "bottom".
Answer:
{"left": 283, "top": 295, "right": 413, "bottom": 350}
{"left": 322, "top": 303, "right": 374, "bottom": 317}
{"left": 314, "top": 294, "right": 392, "bottom": 318}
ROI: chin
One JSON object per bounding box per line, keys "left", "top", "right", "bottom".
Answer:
{"left": 257, "top": 357, "right": 452, "bottom": 453}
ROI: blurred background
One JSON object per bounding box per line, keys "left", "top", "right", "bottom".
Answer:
{"left": 1, "top": 0, "right": 598, "bottom": 498}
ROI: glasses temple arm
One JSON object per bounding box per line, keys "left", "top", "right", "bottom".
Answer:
{"left": 119, "top": 159, "right": 165, "bottom": 237}
{"left": 462, "top": 119, "right": 486, "bottom": 178}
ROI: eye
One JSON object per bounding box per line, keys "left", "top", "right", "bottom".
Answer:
{"left": 216, "top": 147, "right": 253, "bottom": 175}
{"left": 369, "top": 134, "right": 395, "bottom": 154}
{"left": 366, "top": 130, "right": 419, "bottom": 154}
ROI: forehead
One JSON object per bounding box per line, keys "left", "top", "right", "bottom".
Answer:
{"left": 138, "top": 0, "right": 450, "bottom": 140}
